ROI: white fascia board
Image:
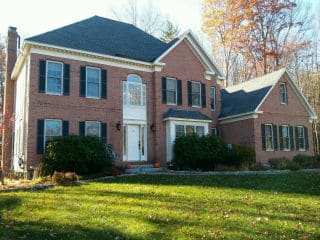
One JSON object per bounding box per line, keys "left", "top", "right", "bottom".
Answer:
{"left": 163, "top": 117, "right": 212, "bottom": 123}
{"left": 11, "top": 42, "right": 30, "bottom": 80}
{"left": 219, "top": 111, "right": 263, "bottom": 124}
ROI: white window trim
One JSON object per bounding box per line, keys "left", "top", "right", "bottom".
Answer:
{"left": 86, "top": 66, "right": 101, "bottom": 99}
{"left": 210, "top": 86, "right": 216, "bottom": 111}
{"left": 297, "top": 126, "right": 306, "bottom": 151}
{"left": 45, "top": 60, "right": 63, "bottom": 95}
{"left": 191, "top": 81, "right": 201, "bottom": 108}
{"left": 166, "top": 77, "right": 177, "bottom": 105}
{"left": 44, "top": 119, "right": 62, "bottom": 150}
{"left": 281, "top": 125, "right": 290, "bottom": 151}
{"left": 280, "top": 83, "right": 287, "bottom": 104}
{"left": 123, "top": 75, "right": 146, "bottom": 107}
{"left": 265, "top": 124, "right": 274, "bottom": 151}
{"left": 85, "top": 121, "right": 101, "bottom": 137}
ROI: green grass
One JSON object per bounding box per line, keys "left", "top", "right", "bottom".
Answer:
{"left": 0, "top": 173, "right": 320, "bottom": 239}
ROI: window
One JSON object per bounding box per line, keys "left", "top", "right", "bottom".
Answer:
{"left": 166, "top": 78, "right": 177, "bottom": 104}
{"left": 186, "top": 125, "right": 194, "bottom": 135}
{"left": 191, "top": 82, "right": 201, "bottom": 107}
{"left": 175, "top": 125, "right": 185, "bottom": 138}
{"left": 281, "top": 125, "right": 290, "bottom": 151}
{"left": 45, "top": 120, "right": 62, "bottom": 144}
{"left": 210, "top": 87, "right": 215, "bottom": 111}
{"left": 211, "top": 128, "right": 217, "bottom": 136}
{"left": 123, "top": 74, "right": 146, "bottom": 106}
{"left": 86, "top": 67, "right": 101, "bottom": 98}
{"left": 296, "top": 126, "right": 305, "bottom": 151}
{"left": 85, "top": 121, "right": 101, "bottom": 137}
{"left": 265, "top": 124, "right": 274, "bottom": 151}
{"left": 196, "top": 126, "right": 205, "bottom": 136}
{"left": 46, "top": 61, "right": 63, "bottom": 95}
{"left": 280, "top": 83, "right": 287, "bottom": 104}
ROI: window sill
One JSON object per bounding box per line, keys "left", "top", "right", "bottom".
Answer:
{"left": 265, "top": 149, "right": 274, "bottom": 152}
{"left": 85, "top": 96, "right": 101, "bottom": 100}
{"left": 191, "top": 105, "right": 201, "bottom": 108}
{"left": 280, "top": 102, "right": 287, "bottom": 105}
{"left": 45, "top": 92, "right": 63, "bottom": 96}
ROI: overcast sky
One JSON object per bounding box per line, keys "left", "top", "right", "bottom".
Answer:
{"left": 0, "top": 0, "right": 202, "bottom": 39}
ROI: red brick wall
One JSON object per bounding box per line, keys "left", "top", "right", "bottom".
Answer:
{"left": 27, "top": 53, "right": 155, "bottom": 168}
{"left": 153, "top": 40, "right": 221, "bottom": 165}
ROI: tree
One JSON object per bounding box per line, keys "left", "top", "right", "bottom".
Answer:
{"left": 0, "top": 35, "right": 5, "bottom": 105}
{"left": 111, "top": 0, "right": 166, "bottom": 36}
{"left": 160, "top": 19, "right": 180, "bottom": 43}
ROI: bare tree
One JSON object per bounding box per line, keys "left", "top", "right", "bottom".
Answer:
{"left": 0, "top": 34, "right": 6, "bottom": 106}
{"left": 111, "top": 0, "right": 166, "bottom": 36}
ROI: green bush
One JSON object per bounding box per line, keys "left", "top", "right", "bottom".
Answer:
{"left": 268, "top": 157, "right": 290, "bottom": 170}
{"left": 173, "top": 135, "right": 228, "bottom": 171}
{"left": 41, "top": 136, "right": 112, "bottom": 175}
{"left": 249, "top": 162, "right": 268, "bottom": 171}
{"left": 226, "top": 144, "right": 255, "bottom": 169}
{"left": 292, "top": 154, "right": 316, "bottom": 169}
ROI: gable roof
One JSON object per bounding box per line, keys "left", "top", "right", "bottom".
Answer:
{"left": 220, "top": 68, "right": 317, "bottom": 120}
{"left": 154, "top": 30, "right": 224, "bottom": 78}
{"left": 163, "top": 109, "right": 212, "bottom": 121}
{"left": 26, "top": 16, "right": 176, "bottom": 63}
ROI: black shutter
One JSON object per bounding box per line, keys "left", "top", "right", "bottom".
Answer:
{"left": 62, "top": 121, "right": 69, "bottom": 136}
{"left": 279, "top": 125, "right": 283, "bottom": 151}
{"left": 37, "top": 119, "right": 45, "bottom": 154}
{"left": 177, "top": 79, "right": 182, "bottom": 106}
{"left": 295, "top": 126, "right": 299, "bottom": 150}
{"left": 188, "top": 81, "right": 192, "bottom": 106}
{"left": 290, "top": 126, "right": 294, "bottom": 150}
{"left": 79, "top": 121, "right": 85, "bottom": 136}
{"left": 304, "top": 127, "right": 309, "bottom": 150}
{"left": 80, "top": 66, "right": 86, "bottom": 97}
{"left": 261, "top": 124, "right": 266, "bottom": 151}
{"left": 201, "top": 83, "right": 206, "bottom": 108}
{"left": 101, "top": 122, "right": 107, "bottom": 144}
{"left": 63, "top": 63, "right": 70, "bottom": 96}
{"left": 39, "top": 60, "right": 46, "bottom": 93}
{"left": 162, "top": 77, "right": 167, "bottom": 104}
{"left": 101, "top": 69, "right": 107, "bottom": 99}
{"left": 273, "top": 125, "right": 278, "bottom": 150}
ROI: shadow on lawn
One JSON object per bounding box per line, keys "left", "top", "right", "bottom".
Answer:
{"left": 98, "top": 173, "right": 320, "bottom": 196}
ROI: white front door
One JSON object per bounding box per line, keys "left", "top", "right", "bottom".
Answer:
{"left": 127, "top": 125, "right": 141, "bottom": 161}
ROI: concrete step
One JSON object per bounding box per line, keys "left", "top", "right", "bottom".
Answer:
{"left": 125, "top": 164, "right": 164, "bottom": 173}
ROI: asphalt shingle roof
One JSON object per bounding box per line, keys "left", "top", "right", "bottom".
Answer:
{"left": 26, "top": 16, "right": 177, "bottom": 62}
{"left": 220, "top": 69, "right": 286, "bottom": 118}
{"left": 163, "top": 108, "right": 212, "bottom": 121}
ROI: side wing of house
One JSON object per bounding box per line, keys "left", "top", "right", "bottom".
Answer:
{"left": 254, "top": 73, "right": 316, "bottom": 162}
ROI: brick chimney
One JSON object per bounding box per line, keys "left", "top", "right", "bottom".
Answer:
{"left": 1, "top": 26, "right": 19, "bottom": 171}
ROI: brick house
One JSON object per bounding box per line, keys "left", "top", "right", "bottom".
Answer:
{"left": 1, "top": 16, "right": 317, "bottom": 172}
{"left": 2, "top": 16, "right": 224, "bottom": 172}
{"left": 220, "top": 69, "right": 317, "bottom": 163}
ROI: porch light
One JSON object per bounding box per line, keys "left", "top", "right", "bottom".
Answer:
{"left": 116, "top": 121, "right": 121, "bottom": 131}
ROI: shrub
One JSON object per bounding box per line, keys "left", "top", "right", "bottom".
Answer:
{"left": 52, "top": 171, "right": 79, "bottom": 185}
{"left": 41, "top": 136, "right": 112, "bottom": 175}
{"left": 226, "top": 144, "right": 255, "bottom": 169}
{"left": 173, "top": 135, "right": 228, "bottom": 171}
{"left": 292, "top": 154, "right": 316, "bottom": 169}
{"left": 249, "top": 162, "right": 268, "bottom": 171}
{"left": 286, "top": 161, "right": 301, "bottom": 171}
{"left": 268, "top": 157, "right": 290, "bottom": 170}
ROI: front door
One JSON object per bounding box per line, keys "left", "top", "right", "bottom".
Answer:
{"left": 127, "top": 125, "right": 141, "bottom": 161}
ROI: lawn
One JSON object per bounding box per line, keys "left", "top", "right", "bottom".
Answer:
{"left": 0, "top": 173, "right": 319, "bottom": 240}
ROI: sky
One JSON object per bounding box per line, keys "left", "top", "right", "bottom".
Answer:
{"left": 0, "top": 0, "right": 202, "bottom": 40}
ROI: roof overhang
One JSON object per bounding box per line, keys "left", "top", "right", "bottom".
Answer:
{"left": 219, "top": 111, "right": 263, "bottom": 124}
{"left": 154, "top": 30, "right": 225, "bottom": 80}
{"left": 163, "top": 117, "right": 212, "bottom": 123}
{"left": 11, "top": 41, "right": 167, "bottom": 80}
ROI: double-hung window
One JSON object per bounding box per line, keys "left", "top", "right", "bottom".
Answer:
{"left": 86, "top": 67, "right": 101, "bottom": 98}
{"left": 166, "top": 78, "right": 177, "bottom": 104}
{"left": 44, "top": 120, "right": 62, "bottom": 145}
{"left": 280, "top": 83, "right": 287, "bottom": 104}
{"left": 85, "top": 121, "right": 101, "bottom": 137}
{"left": 175, "top": 125, "right": 205, "bottom": 138}
{"left": 46, "top": 61, "right": 63, "bottom": 95}
{"left": 191, "top": 82, "right": 201, "bottom": 107}
{"left": 210, "top": 87, "right": 216, "bottom": 111}
{"left": 281, "top": 125, "right": 290, "bottom": 151}
{"left": 296, "top": 126, "right": 306, "bottom": 151}
{"left": 265, "top": 124, "right": 274, "bottom": 151}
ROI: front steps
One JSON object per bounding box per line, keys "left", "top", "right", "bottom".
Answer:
{"left": 124, "top": 164, "right": 164, "bottom": 174}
